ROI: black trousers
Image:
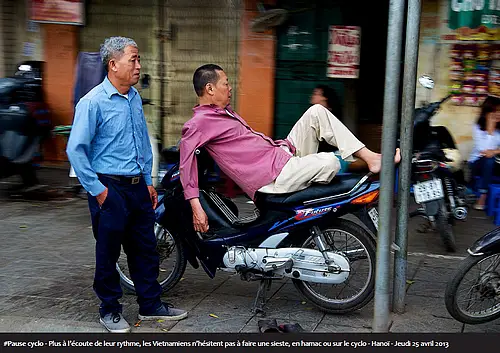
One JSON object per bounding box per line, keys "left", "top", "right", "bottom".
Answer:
{"left": 87, "top": 175, "right": 162, "bottom": 317}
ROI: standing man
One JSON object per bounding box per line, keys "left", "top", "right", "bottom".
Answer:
{"left": 67, "top": 37, "right": 187, "bottom": 333}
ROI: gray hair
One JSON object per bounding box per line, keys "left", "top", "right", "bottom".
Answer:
{"left": 100, "top": 37, "right": 138, "bottom": 72}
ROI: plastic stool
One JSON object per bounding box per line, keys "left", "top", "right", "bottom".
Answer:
{"left": 487, "top": 185, "right": 500, "bottom": 222}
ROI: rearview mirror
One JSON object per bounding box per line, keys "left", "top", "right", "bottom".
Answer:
{"left": 418, "top": 75, "right": 434, "bottom": 90}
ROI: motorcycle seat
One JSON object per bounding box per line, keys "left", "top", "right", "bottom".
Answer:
{"left": 256, "top": 173, "right": 368, "bottom": 207}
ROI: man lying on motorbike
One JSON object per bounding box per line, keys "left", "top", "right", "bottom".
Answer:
{"left": 179, "top": 64, "right": 401, "bottom": 233}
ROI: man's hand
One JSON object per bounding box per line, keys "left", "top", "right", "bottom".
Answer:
{"left": 189, "top": 198, "right": 209, "bottom": 233}
{"left": 480, "top": 150, "right": 498, "bottom": 158}
{"left": 148, "top": 185, "right": 158, "bottom": 210}
{"left": 96, "top": 188, "right": 108, "bottom": 207}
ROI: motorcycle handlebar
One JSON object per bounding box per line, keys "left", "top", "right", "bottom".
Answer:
{"left": 424, "top": 94, "right": 452, "bottom": 115}
{"left": 440, "top": 94, "right": 452, "bottom": 104}
{"left": 413, "top": 94, "right": 451, "bottom": 127}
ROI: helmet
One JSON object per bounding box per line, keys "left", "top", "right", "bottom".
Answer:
{"left": 443, "top": 148, "right": 462, "bottom": 172}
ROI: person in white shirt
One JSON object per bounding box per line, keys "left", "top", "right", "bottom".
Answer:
{"left": 468, "top": 96, "right": 500, "bottom": 210}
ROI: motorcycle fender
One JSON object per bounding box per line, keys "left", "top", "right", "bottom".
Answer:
{"left": 353, "top": 207, "right": 378, "bottom": 238}
{"left": 185, "top": 249, "right": 200, "bottom": 269}
{"left": 177, "top": 234, "right": 201, "bottom": 270}
{"left": 158, "top": 214, "right": 200, "bottom": 269}
{"left": 164, "top": 227, "right": 200, "bottom": 270}
{"left": 468, "top": 227, "right": 500, "bottom": 255}
{"left": 423, "top": 200, "right": 439, "bottom": 216}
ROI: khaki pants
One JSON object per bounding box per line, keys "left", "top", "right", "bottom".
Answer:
{"left": 259, "top": 104, "right": 365, "bottom": 194}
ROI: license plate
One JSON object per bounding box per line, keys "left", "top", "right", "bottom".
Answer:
{"left": 414, "top": 179, "right": 444, "bottom": 204}
{"left": 368, "top": 208, "right": 379, "bottom": 231}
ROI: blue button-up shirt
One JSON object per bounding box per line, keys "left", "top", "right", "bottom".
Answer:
{"left": 66, "top": 76, "right": 153, "bottom": 196}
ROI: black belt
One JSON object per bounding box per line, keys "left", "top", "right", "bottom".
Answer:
{"left": 98, "top": 174, "right": 142, "bottom": 185}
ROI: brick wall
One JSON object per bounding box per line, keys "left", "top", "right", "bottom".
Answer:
{"left": 78, "top": 0, "right": 241, "bottom": 147}
{"left": 161, "top": 0, "right": 242, "bottom": 146}
{"left": 42, "top": 25, "right": 79, "bottom": 161}
{"left": 1, "top": 0, "right": 44, "bottom": 76}
{"left": 2, "top": 0, "right": 18, "bottom": 75}
{"left": 237, "top": 0, "right": 276, "bottom": 137}
{"left": 78, "top": 0, "right": 157, "bottom": 136}
{"left": 0, "top": 1, "right": 4, "bottom": 77}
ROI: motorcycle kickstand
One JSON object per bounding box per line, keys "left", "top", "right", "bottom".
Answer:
{"left": 252, "top": 279, "right": 272, "bottom": 317}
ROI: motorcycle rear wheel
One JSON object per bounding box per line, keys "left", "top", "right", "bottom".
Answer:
{"left": 445, "top": 253, "right": 500, "bottom": 324}
{"left": 436, "top": 202, "right": 456, "bottom": 252}
{"left": 116, "top": 223, "right": 187, "bottom": 294}
{"left": 292, "top": 219, "right": 376, "bottom": 314}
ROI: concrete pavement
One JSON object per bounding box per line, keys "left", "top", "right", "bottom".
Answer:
{"left": 1, "top": 166, "right": 500, "bottom": 333}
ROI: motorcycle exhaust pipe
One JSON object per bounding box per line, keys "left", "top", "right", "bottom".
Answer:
{"left": 453, "top": 206, "right": 468, "bottom": 221}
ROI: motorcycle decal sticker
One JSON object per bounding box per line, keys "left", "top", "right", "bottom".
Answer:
{"left": 295, "top": 206, "right": 336, "bottom": 221}
{"left": 170, "top": 170, "right": 180, "bottom": 181}
{"left": 268, "top": 218, "right": 292, "bottom": 232}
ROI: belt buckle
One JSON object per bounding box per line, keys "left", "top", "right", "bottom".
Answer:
{"left": 131, "top": 176, "right": 140, "bottom": 185}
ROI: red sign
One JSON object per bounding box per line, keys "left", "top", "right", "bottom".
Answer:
{"left": 327, "top": 26, "right": 361, "bottom": 79}
{"left": 30, "top": 0, "right": 85, "bottom": 26}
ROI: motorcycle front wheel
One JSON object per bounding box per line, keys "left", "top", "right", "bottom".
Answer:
{"left": 292, "top": 219, "right": 376, "bottom": 314}
{"left": 445, "top": 253, "right": 500, "bottom": 325}
{"left": 116, "top": 223, "right": 187, "bottom": 294}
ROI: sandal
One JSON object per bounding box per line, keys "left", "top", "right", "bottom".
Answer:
{"left": 258, "top": 319, "right": 282, "bottom": 333}
{"left": 279, "top": 323, "right": 306, "bottom": 333}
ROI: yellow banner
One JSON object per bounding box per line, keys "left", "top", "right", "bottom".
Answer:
{"left": 455, "top": 26, "right": 500, "bottom": 41}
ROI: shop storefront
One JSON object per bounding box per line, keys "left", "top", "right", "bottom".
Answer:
{"left": 17, "top": 0, "right": 494, "bottom": 165}
{"left": 417, "top": 0, "right": 500, "bottom": 160}
{"left": 270, "top": 0, "right": 390, "bottom": 150}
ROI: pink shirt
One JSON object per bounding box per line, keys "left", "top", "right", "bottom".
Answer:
{"left": 179, "top": 104, "right": 296, "bottom": 200}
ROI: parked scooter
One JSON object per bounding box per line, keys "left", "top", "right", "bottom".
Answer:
{"left": 117, "top": 148, "right": 382, "bottom": 315}
{"left": 445, "top": 227, "right": 500, "bottom": 324}
{"left": 0, "top": 61, "right": 51, "bottom": 187}
{"left": 408, "top": 75, "right": 469, "bottom": 252}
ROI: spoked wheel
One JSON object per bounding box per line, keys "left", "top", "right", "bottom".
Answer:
{"left": 445, "top": 253, "right": 500, "bottom": 324}
{"left": 292, "top": 219, "right": 376, "bottom": 314}
{"left": 409, "top": 203, "right": 456, "bottom": 252}
{"left": 116, "top": 223, "right": 187, "bottom": 294}
{"left": 436, "top": 203, "right": 456, "bottom": 252}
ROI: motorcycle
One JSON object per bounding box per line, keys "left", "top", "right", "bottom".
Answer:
{"left": 445, "top": 227, "right": 500, "bottom": 324}
{"left": 117, "top": 149, "right": 382, "bottom": 315}
{"left": 407, "top": 75, "right": 470, "bottom": 252}
{"left": 0, "top": 61, "right": 51, "bottom": 187}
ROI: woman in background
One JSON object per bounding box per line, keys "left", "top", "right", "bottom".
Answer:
{"left": 469, "top": 95, "right": 500, "bottom": 210}
{"left": 310, "top": 84, "right": 341, "bottom": 118}
{"left": 310, "top": 85, "right": 368, "bottom": 172}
